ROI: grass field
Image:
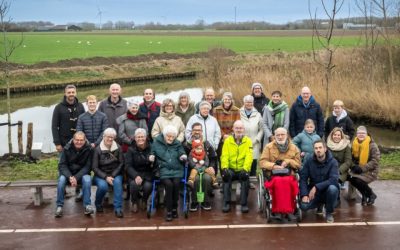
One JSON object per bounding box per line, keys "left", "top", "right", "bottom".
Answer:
{"left": 2, "top": 31, "right": 365, "bottom": 64}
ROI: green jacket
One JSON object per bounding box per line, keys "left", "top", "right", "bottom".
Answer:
{"left": 220, "top": 135, "right": 253, "bottom": 172}
{"left": 330, "top": 146, "right": 352, "bottom": 183}
{"left": 151, "top": 134, "right": 186, "bottom": 179}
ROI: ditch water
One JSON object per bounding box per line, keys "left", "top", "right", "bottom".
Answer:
{"left": 0, "top": 79, "right": 399, "bottom": 156}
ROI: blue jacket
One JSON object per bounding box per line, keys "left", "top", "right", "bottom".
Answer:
{"left": 289, "top": 95, "right": 324, "bottom": 138}
{"left": 299, "top": 150, "right": 339, "bottom": 197}
{"left": 292, "top": 130, "right": 321, "bottom": 158}
{"left": 77, "top": 111, "right": 109, "bottom": 146}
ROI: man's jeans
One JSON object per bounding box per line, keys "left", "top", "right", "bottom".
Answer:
{"left": 56, "top": 174, "right": 92, "bottom": 207}
{"left": 301, "top": 185, "right": 339, "bottom": 214}
{"left": 93, "top": 175, "right": 123, "bottom": 212}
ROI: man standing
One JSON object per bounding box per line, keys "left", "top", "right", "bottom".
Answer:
{"left": 300, "top": 140, "right": 339, "bottom": 223}
{"left": 77, "top": 95, "right": 109, "bottom": 148}
{"left": 52, "top": 85, "right": 85, "bottom": 152}
{"left": 55, "top": 131, "right": 94, "bottom": 218}
{"left": 139, "top": 88, "right": 161, "bottom": 133}
{"left": 98, "top": 83, "right": 127, "bottom": 134}
{"left": 195, "top": 88, "right": 221, "bottom": 116}
{"left": 251, "top": 82, "right": 269, "bottom": 114}
{"left": 183, "top": 122, "right": 218, "bottom": 211}
{"left": 289, "top": 86, "right": 324, "bottom": 138}
{"left": 220, "top": 120, "right": 253, "bottom": 213}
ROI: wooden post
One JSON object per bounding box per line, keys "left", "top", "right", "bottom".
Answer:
{"left": 26, "top": 122, "right": 33, "bottom": 157}
{"left": 18, "top": 121, "right": 23, "bottom": 154}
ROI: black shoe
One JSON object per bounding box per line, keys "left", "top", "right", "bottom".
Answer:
{"left": 241, "top": 205, "right": 249, "bottom": 213}
{"left": 222, "top": 203, "right": 231, "bottom": 213}
{"left": 96, "top": 206, "right": 104, "bottom": 213}
{"left": 165, "top": 212, "right": 173, "bottom": 222}
{"left": 190, "top": 202, "right": 198, "bottom": 212}
{"left": 115, "top": 210, "right": 124, "bottom": 218}
{"left": 316, "top": 204, "right": 324, "bottom": 215}
{"left": 367, "top": 193, "right": 377, "bottom": 205}
{"left": 201, "top": 202, "right": 212, "bottom": 211}
{"left": 172, "top": 209, "right": 178, "bottom": 218}
{"left": 361, "top": 195, "right": 368, "bottom": 206}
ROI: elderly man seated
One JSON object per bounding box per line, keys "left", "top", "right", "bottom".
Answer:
{"left": 220, "top": 120, "right": 253, "bottom": 213}
{"left": 259, "top": 127, "right": 301, "bottom": 219}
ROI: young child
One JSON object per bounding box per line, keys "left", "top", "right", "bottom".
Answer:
{"left": 187, "top": 139, "right": 218, "bottom": 189}
{"left": 293, "top": 119, "right": 321, "bottom": 160}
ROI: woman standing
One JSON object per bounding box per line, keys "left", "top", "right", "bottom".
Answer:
{"left": 240, "top": 95, "right": 263, "bottom": 188}
{"left": 175, "top": 91, "right": 196, "bottom": 126}
{"left": 152, "top": 98, "right": 185, "bottom": 142}
{"left": 117, "top": 101, "right": 148, "bottom": 152}
{"left": 151, "top": 125, "right": 187, "bottom": 221}
{"left": 349, "top": 126, "right": 380, "bottom": 206}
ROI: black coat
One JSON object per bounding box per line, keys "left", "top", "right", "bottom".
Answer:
{"left": 324, "top": 115, "right": 355, "bottom": 140}
{"left": 125, "top": 143, "right": 154, "bottom": 181}
{"left": 299, "top": 151, "right": 339, "bottom": 197}
{"left": 252, "top": 93, "right": 270, "bottom": 114}
{"left": 92, "top": 143, "right": 124, "bottom": 179}
{"left": 51, "top": 96, "right": 85, "bottom": 147}
{"left": 58, "top": 140, "right": 93, "bottom": 181}
{"left": 289, "top": 96, "right": 324, "bottom": 138}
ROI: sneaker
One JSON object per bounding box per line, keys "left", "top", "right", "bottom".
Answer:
{"left": 75, "top": 192, "right": 83, "bottom": 202}
{"left": 316, "top": 204, "right": 324, "bottom": 215}
{"left": 172, "top": 209, "right": 178, "bottom": 218}
{"left": 190, "top": 202, "right": 198, "bottom": 212}
{"left": 115, "top": 210, "right": 124, "bottom": 218}
{"left": 249, "top": 183, "right": 256, "bottom": 189}
{"left": 326, "top": 213, "right": 334, "bottom": 223}
{"left": 201, "top": 202, "right": 212, "bottom": 211}
{"left": 222, "top": 203, "right": 231, "bottom": 213}
{"left": 241, "top": 205, "right": 249, "bottom": 213}
{"left": 131, "top": 202, "right": 138, "bottom": 213}
{"left": 165, "top": 212, "right": 173, "bottom": 222}
{"left": 84, "top": 205, "right": 94, "bottom": 215}
{"left": 96, "top": 206, "right": 104, "bottom": 213}
{"left": 367, "top": 192, "right": 377, "bottom": 205}
{"left": 54, "top": 206, "right": 63, "bottom": 218}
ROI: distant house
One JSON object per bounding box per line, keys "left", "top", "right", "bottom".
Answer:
{"left": 49, "top": 25, "right": 68, "bottom": 31}
{"left": 67, "top": 25, "right": 82, "bottom": 31}
{"left": 343, "top": 23, "right": 377, "bottom": 30}
{"left": 35, "top": 24, "right": 82, "bottom": 32}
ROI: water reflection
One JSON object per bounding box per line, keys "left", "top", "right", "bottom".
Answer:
{"left": 0, "top": 80, "right": 202, "bottom": 155}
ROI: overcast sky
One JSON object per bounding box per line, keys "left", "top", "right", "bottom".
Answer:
{"left": 9, "top": 0, "right": 355, "bottom": 25}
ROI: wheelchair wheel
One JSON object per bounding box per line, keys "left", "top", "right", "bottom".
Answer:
{"left": 257, "top": 172, "right": 264, "bottom": 213}
{"left": 265, "top": 200, "right": 272, "bottom": 223}
{"left": 295, "top": 205, "right": 302, "bottom": 223}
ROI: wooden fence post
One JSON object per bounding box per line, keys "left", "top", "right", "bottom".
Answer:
{"left": 18, "top": 121, "right": 23, "bottom": 154}
{"left": 26, "top": 122, "right": 33, "bottom": 157}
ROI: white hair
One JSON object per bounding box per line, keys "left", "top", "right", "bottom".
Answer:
{"left": 162, "top": 125, "right": 178, "bottom": 138}
{"left": 243, "top": 95, "right": 254, "bottom": 103}
{"left": 135, "top": 128, "right": 147, "bottom": 137}
{"left": 103, "top": 128, "right": 117, "bottom": 138}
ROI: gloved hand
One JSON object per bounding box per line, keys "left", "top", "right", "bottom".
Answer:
{"left": 179, "top": 154, "right": 188, "bottom": 162}
{"left": 199, "top": 160, "right": 205, "bottom": 165}
{"left": 221, "top": 168, "right": 231, "bottom": 182}
{"left": 239, "top": 170, "right": 249, "bottom": 181}
{"left": 148, "top": 155, "right": 155, "bottom": 162}
{"left": 192, "top": 158, "right": 198, "bottom": 163}
{"left": 352, "top": 165, "right": 363, "bottom": 174}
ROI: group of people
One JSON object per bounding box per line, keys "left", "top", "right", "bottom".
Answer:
{"left": 51, "top": 82, "right": 380, "bottom": 223}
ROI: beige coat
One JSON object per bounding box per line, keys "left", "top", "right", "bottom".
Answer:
{"left": 259, "top": 139, "right": 301, "bottom": 173}
{"left": 240, "top": 107, "right": 264, "bottom": 159}
{"left": 151, "top": 111, "right": 185, "bottom": 142}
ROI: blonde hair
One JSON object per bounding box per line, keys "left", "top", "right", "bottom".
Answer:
{"left": 86, "top": 95, "right": 97, "bottom": 102}
{"left": 333, "top": 100, "right": 344, "bottom": 108}
{"left": 304, "top": 119, "right": 315, "bottom": 127}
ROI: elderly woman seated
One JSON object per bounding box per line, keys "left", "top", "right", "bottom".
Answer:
{"left": 259, "top": 127, "right": 301, "bottom": 219}
{"left": 92, "top": 128, "right": 124, "bottom": 218}
{"left": 151, "top": 125, "right": 187, "bottom": 222}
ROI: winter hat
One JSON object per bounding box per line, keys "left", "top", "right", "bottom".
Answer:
{"left": 192, "top": 139, "right": 204, "bottom": 150}
{"left": 191, "top": 139, "right": 205, "bottom": 161}
{"left": 199, "top": 101, "right": 212, "bottom": 110}
{"left": 356, "top": 126, "right": 368, "bottom": 134}
{"left": 252, "top": 82, "right": 263, "bottom": 91}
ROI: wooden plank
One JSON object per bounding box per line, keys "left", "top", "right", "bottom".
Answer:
{"left": 8, "top": 180, "right": 57, "bottom": 187}
{"left": 0, "top": 181, "right": 11, "bottom": 187}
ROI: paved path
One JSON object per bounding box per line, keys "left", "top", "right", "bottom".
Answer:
{"left": 0, "top": 180, "right": 399, "bottom": 250}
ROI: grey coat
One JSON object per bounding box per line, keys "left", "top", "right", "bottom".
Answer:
{"left": 350, "top": 139, "right": 380, "bottom": 183}
{"left": 98, "top": 96, "right": 127, "bottom": 132}
{"left": 262, "top": 105, "right": 289, "bottom": 145}
{"left": 116, "top": 113, "right": 148, "bottom": 145}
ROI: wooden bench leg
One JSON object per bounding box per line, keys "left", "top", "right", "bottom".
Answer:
{"left": 31, "top": 187, "right": 43, "bottom": 206}
{"left": 231, "top": 182, "right": 241, "bottom": 202}
{"left": 108, "top": 187, "right": 114, "bottom": 205}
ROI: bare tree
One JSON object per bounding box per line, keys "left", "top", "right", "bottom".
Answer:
{"left": 0, "top": 0, "right": 23, "bottom": 154}
{"left": 308, "top": 0, "right": 345, "bottom": 116}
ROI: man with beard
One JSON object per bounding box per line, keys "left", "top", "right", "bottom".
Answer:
{"left": 52, "top": 85, "right": 85, "bottom": 152}
{"left": 300, "top": 140, "right": 339, "bottom": 223}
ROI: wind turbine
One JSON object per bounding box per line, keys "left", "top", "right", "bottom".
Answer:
{"left": 96, "top": 5, "right": 103, "bottom": 30}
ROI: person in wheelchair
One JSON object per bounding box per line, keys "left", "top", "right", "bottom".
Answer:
{"left": 150, "top": 125, "right": 187, "bottom": 222}
{"left": 259, "top": 127, "right": 301, "bottom": 219}
{"left": 125, "top": 128, "right": 154, "bottom": 213}
{"left": 220, "top": 120, "right": 253, "bottom": 213}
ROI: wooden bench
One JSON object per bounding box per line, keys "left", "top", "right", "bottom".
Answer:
{"left": 230, "top": 176, "right": 258, "bottom": 202}
{"left": 6, "top": 180, "right": 57, "bottom": 206}
{"left": 0, "top": 181, "right": 11, "bottom": 187}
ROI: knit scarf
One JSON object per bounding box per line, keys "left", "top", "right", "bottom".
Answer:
{"left": 191, "top": 148, "right": 205, "bottom": 161}
{"left": 327, "top": 136, "right": 350, "bottom": 151}
{"left": 276, "top": 140, "right": 289, "bottom": 153}
{"left": 352, "top": 136, "right": 371, "bottom": 166}
{"left": 267, "top": 100, "right": 288, "bottom": 131}
{"left": 127, "top": 112, "right": 140, "bottom": 121}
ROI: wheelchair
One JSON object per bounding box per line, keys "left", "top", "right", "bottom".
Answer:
{"left": 147, "top": 162, "right": 190, "bottom": 219}
{"left": 257, "top": 168, "right": 302, "bottom": 223}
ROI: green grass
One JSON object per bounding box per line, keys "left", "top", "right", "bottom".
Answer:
{"left": 1, "top": 32, "right": 366, "bottom": 64}
{"left": 379, "top": 151, "right": 400, "bottom": 180}
{"left": 0, "top": 158, "right": 58, "bottom": 181}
